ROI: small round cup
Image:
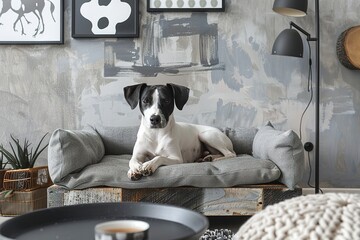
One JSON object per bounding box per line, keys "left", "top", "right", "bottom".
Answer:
{"left": 95, "top": 220, "right": 149, "bottom": 240}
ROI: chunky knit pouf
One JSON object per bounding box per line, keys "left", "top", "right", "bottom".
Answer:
{"left": 233, "top": 193, "right": 360, "bottom": 240}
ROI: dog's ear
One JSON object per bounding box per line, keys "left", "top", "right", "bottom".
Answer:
{"left": 124, "top": 84, "right": 147, "bottom": 109}
{"left": 167, "top": 83, "right": 190, "bottom": 110}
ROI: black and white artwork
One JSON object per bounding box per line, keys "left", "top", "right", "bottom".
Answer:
{"left": 104, "top": 14, "right": 223, "bottom": 77}
{"left": 72, "top": 0, "right": 139, "bottom": 38}
{"left": 0, "top": 0, "right": 63, "bottom": 44}
{"left": 147, "top": 0, "right": 225, "bottom": 12}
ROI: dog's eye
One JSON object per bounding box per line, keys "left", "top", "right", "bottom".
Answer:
{"left": 142, "top": 98, "right": 150, "bottom": 104}
{"left": 164, "top": 99, "right": 171, "bottom": 104}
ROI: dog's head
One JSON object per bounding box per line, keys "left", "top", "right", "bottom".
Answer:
{"left": 124, "top": 83, "right": 190, "bottom": 128}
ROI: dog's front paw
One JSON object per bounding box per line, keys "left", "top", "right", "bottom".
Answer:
{"left": 127, "top": 169, "right": 143, "bottom": 180}
{"left": 128, "top": 160, "right": 143, "bottom": 180}
{"left": 141, "top": 168, "right": 153, "bottom": 176}
{"left": 141, "top": 161, "right": 157, "bottom": 176}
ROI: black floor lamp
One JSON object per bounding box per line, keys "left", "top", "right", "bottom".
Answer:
{"left": 271, "top": 0, "right": 320, "bottom": 194}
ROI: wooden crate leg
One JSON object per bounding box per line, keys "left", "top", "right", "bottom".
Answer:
{"left": 47, "top": 185, "right": 67, "bottom": 208}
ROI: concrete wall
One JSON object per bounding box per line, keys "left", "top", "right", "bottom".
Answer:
{"left": 0, "top": 0, "right": 359, "bottom": 188}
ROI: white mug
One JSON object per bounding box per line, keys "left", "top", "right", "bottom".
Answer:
{"left": 95, "top": 220, "right": 149, "bottom": 240}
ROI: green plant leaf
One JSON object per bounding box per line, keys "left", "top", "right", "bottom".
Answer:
{"left": 0, "top": 150, "right": 8, "bottom": 170}
{"left": 8, "top": 141, "right": 21, "bottom": 168}
{"left": 23, "top": 139, "right": 30, "bottom": 168}
{"left": 0, "top": 148, "right": 3, "bottom": 169}
{"left": 30, "top": 133, "right": 49, "bottom": 168}
{"left": 0, "top": 145, "right": 20, "bottom": 169}
{"left": 11, "top": 135, "right": 28, "bottom": 169}
{"left": 1, "top": 133, "right": 49, "bottom": 169}
{"left": 2, "top": 161, "right": 8, "bottom": 169}
{"left": 0, "top": 190, "right": 14, "bottom": 200}
{"left": 4, "top": 189, "right": 14, "bottom": 198}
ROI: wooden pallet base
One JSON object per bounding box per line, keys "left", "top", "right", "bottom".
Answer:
{"left": 48, "top": 184, "right": 302, "bottom": 216}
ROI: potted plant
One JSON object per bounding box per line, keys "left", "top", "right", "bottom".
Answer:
{"left": 0, "top": 134, "right": 51, "bottom": 216}
{"left": 0, "top": 133, "right": 51, "bottom": 191}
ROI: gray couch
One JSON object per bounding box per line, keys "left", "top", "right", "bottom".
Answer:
{"left": 47, "top": 122, "right": 305, "bottom": 190}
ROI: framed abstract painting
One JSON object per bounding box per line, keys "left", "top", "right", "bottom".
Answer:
{"left": 72, "top": 0, "right": 139, "bottom": 38}
{"left": 147, "top": 0, "right": 225, "bottom": 12}
{"left": 0, "top": 0, "right": 64, "bottom": 44}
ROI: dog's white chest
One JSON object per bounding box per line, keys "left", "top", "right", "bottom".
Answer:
{"left": 152, "top": 134, "right": 202, "bottom": 162}
{"left": 172, "top": 123, "right": 203, "bottom": 162}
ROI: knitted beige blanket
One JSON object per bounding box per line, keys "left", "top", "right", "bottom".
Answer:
{"left": 234, "top": 193, "right": 360, "bottom": 240}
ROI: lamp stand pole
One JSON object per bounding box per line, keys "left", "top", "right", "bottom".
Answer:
{"left": 314, "top": 0, "right": 320, "bottom": 194}
{"left": 272, "top": 0, "right": 321, "bottom": 193}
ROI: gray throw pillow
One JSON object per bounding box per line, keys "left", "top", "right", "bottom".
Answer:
{"left": 219, "top": 127, "right": 258, "bottom": 155}
{"left": 48, "top": 127, "right": 105, "bottom": 183}
{"left": 252, "top": 122, "right": 304, "bottom": 189}
{"left": 94, "top": 125, "right": 138, "bottom": 155}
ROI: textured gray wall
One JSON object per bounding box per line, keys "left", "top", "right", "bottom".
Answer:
{"left": 0, "top": 0, "right": 359, "bottom": 188}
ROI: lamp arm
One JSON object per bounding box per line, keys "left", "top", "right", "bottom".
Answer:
{"left": 290, "top": 21, "right": 317, "bottom": 42}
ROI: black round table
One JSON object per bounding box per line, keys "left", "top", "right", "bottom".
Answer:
{"left": 0, "top": 202, "right": 208, "bottom": 240}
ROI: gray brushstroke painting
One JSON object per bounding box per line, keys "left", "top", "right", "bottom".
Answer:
{"left": 104, "top": 14, "right": 223, "bottom": 77}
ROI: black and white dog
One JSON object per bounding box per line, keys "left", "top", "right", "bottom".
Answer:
{"left": 124, "top": 83, "right": 236, "bottom": 180}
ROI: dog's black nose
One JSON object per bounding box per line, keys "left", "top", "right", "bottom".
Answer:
{"left": 150, "top": 115, "right": 161, "bottom": 125}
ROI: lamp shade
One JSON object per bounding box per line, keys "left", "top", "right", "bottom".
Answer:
{"left": 273, "top": 0, "right": 308, "bottom": 17}
{"left": 272, "top": 29, "right": 304, "bottom": 58}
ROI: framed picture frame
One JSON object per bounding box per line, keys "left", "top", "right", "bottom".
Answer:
{"left": 147, "top": 0, "right": 225, "bottom": 12}
{"left": 72, "top": 0, "right": 139, "bottom": 38}
{"left": 0, "top": 0, "right": 64, "bottom": 44}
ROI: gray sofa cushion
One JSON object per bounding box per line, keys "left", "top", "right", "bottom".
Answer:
{"left": 94, "top": 125, "right": 138, "bottom": 155}
{"left": 55, "top": 154, "right": 281, "bottom": 189}
{"left": 48, "top": 127, "right": 105, "bottom": 183}
{"left": 252, "top": 122, "right": 304, "bottom": 190}
{"left": 220, "top": 127, "right": 257, "bottom": 155}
